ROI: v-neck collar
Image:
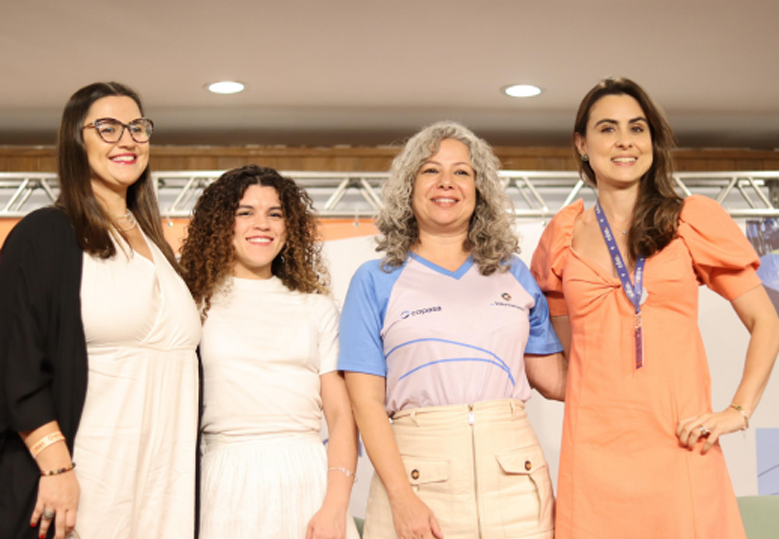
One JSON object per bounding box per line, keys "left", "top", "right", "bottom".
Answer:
{"left": 408, "top": 252, "right": 473, "bottom": 280}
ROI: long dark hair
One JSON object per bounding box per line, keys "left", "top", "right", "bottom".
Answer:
{"left": 179, "top": 165, "right": 329, "bottom": 317}
{"left": 56, "top": 81, "right": 178, "bottom": 270}
{"left": 574, "top": 77, "right": 684, "bottom": 262}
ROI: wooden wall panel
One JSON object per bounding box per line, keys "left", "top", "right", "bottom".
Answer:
{"left": 0, "top": 148, "right": 57, "bottom": 172}
{"left": 675, "top": 158, "right": 709, "bottom": 172}
{"left": 1, "top": 145, "right": 778, "bottom": 173}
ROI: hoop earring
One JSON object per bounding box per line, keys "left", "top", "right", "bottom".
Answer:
{"left": 581, "top": 154, "right": 589, "bottom": 162}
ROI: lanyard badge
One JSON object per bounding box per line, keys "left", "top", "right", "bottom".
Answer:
{"left": 595, "top": 201, "right": 646, "bottom": 369}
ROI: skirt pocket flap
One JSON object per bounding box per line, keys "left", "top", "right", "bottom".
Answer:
{"left": 495, "top": 445, "right": 547, "bottom": 475}
{"left": 402, "top": 457, "right": 450, "bottom": 486}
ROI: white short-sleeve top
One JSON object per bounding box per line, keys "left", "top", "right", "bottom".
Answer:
{"left": 200, "top": 276, "right": 339, "bottom": 439}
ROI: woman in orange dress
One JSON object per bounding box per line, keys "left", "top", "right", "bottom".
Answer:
{"left": 530, "top": 77, "right": 779, "bottom": 539}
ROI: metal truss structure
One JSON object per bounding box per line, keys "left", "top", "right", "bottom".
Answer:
{"left": 2, "top": 170, "right": 779, "bottom": 220}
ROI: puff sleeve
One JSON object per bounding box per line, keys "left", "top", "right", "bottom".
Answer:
{"left": 678, "top": 195, "right": 761, "bottom": 300}
{"left": 530, "top": 199, "right": 584, "bottom": 317}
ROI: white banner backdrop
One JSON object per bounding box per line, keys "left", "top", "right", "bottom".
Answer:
{"left": 320, "top": 218, "right": 779, "bottom": 518}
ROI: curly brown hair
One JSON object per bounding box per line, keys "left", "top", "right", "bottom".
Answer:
{"left": 179, "top": 165, "right": 330, "bottom": 317}
{"left": 377, "top": 121, "right": 518, "bottom": 276}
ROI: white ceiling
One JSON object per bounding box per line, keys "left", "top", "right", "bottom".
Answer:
{"left": 1, "top": 0, "right": 778, "bottom": 149}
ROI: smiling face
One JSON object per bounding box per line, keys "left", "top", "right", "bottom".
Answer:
{"left": 83, "top": 96, "right": 149, "bottom": 202}
{"left": 575, "top": 93, "right": 653, "bottom": 189}
{"left": 412, "top": 138, "right": 477, "bottom": 237}
{"left": 232, "top": 184, "right": 287, "bottom": 280}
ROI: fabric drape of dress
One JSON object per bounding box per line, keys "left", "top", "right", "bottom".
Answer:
{"left": 198, "top": 276, "right": 359, "bottom": 539}
{"left": 73, "top": 231, "right": 201, "bottom": 539}
{"left": 530, "top": 195, "right": 759, "bottom": 539}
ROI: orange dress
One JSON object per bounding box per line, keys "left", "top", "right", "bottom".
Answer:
{"left": 530, "top": 195, "right": 760, "bottom": 539}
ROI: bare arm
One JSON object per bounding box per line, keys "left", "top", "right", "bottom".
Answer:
{"left": 525, "top": 315, "right": 570, "bottom": 401}
{"left": 677, "top": 285, "right": 779, "bottom": 453}
{"left": 525, "top": 352, "right": 567, "bottom": 401}
{"left": 306, "top": 371, "right": 359, "bottom": 539}
{"left": 344, "top": 372, "right": 443, "bottom": 539}
{"left": 20, "top": 421, "right": 80, "bottom": 539}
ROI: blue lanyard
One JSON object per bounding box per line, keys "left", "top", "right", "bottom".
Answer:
{"left": 595, "top": 200, "right": 646, "bottom": 369}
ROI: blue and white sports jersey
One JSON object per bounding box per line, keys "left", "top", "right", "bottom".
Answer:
{"left": 338, "top": 253, "right": 562, "bottom": 413}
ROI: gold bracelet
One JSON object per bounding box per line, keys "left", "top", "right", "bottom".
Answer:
{"left": 729, "top": 404, "right": 749, "bottom": 430}
{"left": 328, "top": 467, "right": 357, "bottom": 482}
{"left": 30, "top": 432, "right": 66, "bottom": 458}
{"left": 41, "top": 462, "right": 76, "bottom": 477}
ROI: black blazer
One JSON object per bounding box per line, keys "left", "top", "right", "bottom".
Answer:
{"left": 0, "top": 207, "right": 88, "bottom": 539}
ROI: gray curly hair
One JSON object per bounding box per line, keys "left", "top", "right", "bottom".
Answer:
{"left": 376, "top": 121, "right": 519, "bottom": 275}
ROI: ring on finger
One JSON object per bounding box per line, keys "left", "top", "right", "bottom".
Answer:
{"left": 42, "top": 509, "right": 55, "bottom": 520}
{"left": 699, "top": 425, "right": 711, "bottom": 437}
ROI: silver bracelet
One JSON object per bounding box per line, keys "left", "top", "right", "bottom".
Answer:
{"left": 328, "top": 467, "right": 357, "bottom": 482}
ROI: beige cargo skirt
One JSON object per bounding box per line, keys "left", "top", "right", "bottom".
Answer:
{"left": 364, "top": 399, "right": 555, "bottom": 539}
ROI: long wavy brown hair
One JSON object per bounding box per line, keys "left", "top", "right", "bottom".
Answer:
{"left": 574, "top": 77, "right": 684, "bottom": 263}
{"left": 180, "top": 165, "right": 330, "bottom": 317}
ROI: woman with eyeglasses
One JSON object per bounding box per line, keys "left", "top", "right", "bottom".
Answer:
{"left": 0, "top": 82, "right": 201, "bottom": 539}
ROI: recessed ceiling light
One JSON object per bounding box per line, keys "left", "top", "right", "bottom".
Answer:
{"left": 503, "top": 84, "right": 542, "bottom": 98}
{"left": 206, "top": 81, "right": 246, "bottom": 94}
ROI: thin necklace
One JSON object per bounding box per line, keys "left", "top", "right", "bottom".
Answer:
{"left": 114, "top": 210, "right": 137, "bottom": 232}
{"left": 601, "top": 208, "right": 629, "bottom": 234}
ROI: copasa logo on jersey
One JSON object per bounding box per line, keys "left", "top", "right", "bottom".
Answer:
{"left": 400, "top": 305, "right": 442, "bottom": 319}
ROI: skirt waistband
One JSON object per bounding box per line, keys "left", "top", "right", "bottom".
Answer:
{"left": 202, "top": 431, "right": 322, "bottom": 452}
{"left": 391, "top": 398, "right": 527, "bottom": 426}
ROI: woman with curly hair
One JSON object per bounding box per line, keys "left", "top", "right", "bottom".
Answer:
{"left": 530, "top": 78, "right": 779, "bottom": 538}
{"left": 179, "top": 165, "right": 359, "bottom": 539}
{"left": 339, "top": 122, "right": 566, "bottom": 539}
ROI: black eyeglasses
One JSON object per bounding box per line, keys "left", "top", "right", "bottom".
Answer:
{"left": 82, "top": 118, "right": 154, "bottom": 144}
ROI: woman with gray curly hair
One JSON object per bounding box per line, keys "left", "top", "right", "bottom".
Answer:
{"left": 339, "top": 121, "right": 566, "bottom": 539}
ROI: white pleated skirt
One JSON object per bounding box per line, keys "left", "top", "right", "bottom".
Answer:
{"left": 200, "top": 432, "right": 360, "bottom": 539}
